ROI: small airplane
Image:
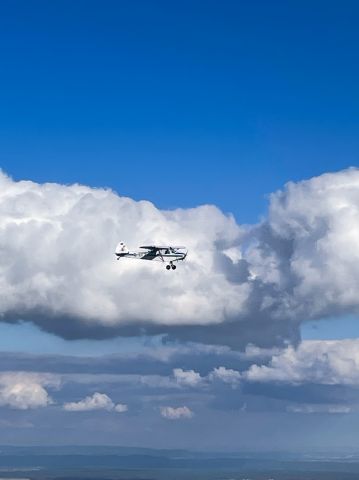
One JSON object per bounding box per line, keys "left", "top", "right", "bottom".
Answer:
{"left": 115, "top": 242, "right": 188, "bottom": 270}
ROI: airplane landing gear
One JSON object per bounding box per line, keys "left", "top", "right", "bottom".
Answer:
{"left": 166, "top": 263, "right": 177, "bottom": 271}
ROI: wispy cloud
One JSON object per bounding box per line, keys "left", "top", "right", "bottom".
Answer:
{"left": 160, "top": 406, "right": 194, "bottom": 420}
{"left": 287, "top": 404, "right": 351, "bottom": 414}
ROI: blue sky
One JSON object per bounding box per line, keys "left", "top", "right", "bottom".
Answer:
{"left": 1, "top": 0, "right": 359, "bottom": 450}
{"left": 1, "top": 1, "right": 358, "bottom": 222}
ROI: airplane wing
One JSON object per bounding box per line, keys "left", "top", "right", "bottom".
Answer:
{"left": 140, "top": 245, "right": 186, "bottom": 250}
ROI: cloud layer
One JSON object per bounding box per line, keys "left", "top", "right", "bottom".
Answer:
{"left": 0, "top": 337, "right": 358, "bottom": 449}
{"left": 1, "top": 169, "right": 359, "bottom": 348}
{"left": 4, "top": 338, "right": 359, "bottom": 414}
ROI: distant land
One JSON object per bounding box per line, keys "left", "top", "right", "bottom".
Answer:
{"left": 1, "top": 446, "right": 359, "bottom": 479}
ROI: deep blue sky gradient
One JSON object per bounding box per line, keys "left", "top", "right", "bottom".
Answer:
{"left": 1, "top": 0, "right": 358, "bottom": 222}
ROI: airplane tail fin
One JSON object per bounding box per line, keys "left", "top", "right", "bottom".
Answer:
{"left": 115, "top": 241, "right": 129, "bottom": 257}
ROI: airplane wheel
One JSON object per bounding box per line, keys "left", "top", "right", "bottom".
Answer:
{"left": 166, "top": 265, "right": 171, "bottom": 270}
{"left": 172, "top": 265, "right": 176, "bottom": 270}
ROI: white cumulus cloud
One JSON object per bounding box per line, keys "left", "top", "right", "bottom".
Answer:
{"left": 245, "top": 339, "right": 359, "bottom": 386}
{"left": 63, "top": 392, "right": 127, "bottom": 412}
{"left": 0, "top": 171, "right": 247, "bottom": 342}
{"left": 0, "top": 372, "right": 59, "bottom": 409}
{"left": 160, "top": 405, "right": 194, "bottom": 420}
{"left": 208, "top": 366, "right": 241, "bottom": 386}
{"left": 114, "top": 403, "right": 128, "bottom": 413}
{"left": 173, "top": 368, "right": 203, "bottom": 387}
{"left": 2, "top": 169, "right": 359, "bottom": 348}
